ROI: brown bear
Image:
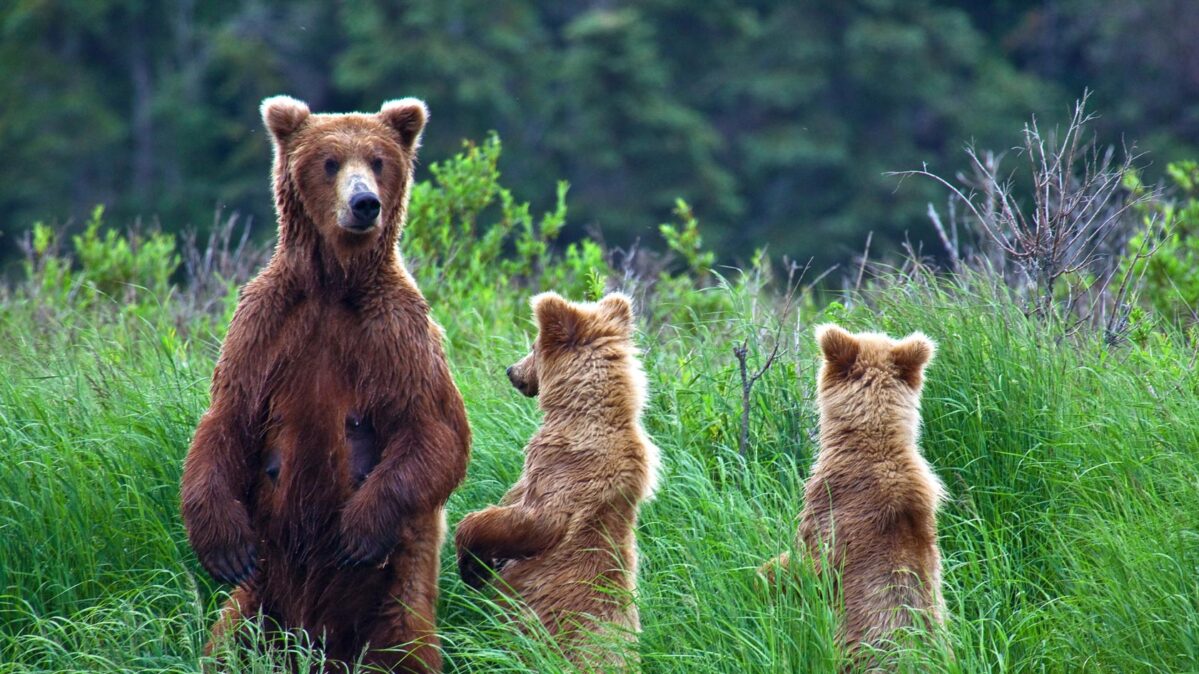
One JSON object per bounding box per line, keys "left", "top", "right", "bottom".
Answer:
{"left": 763, "top": 324, "right": 946, "bottom": 666}
{"left": 454, "top": 292, "right": 660, "bottom": 668}
{"left": 180, "top": 95, "right": 471, "bottom": 672}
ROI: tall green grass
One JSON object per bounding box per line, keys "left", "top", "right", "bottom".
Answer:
{"left": 1, "top": 265, "right": 1196, "bottom": 672}
{"left": 2, "top": 137, "right": 1197, "bottom": 671}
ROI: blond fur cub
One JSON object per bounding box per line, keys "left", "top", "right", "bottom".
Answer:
{"left": 766, "top": 324, "right": 946, "bottom": 663}
{"left": 455, "top": 292, "right": 660, "bottom": 668}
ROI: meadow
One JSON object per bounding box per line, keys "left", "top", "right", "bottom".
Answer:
{"left": 1, "top": 138, "right": 1197, "bottom": 673}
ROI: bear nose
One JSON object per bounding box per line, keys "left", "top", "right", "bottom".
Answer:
{"left": 349, "top": 192, "right": 381, "bottom": 226}
{"left": 505, "top": 366, "right": 515, "bottom": 381}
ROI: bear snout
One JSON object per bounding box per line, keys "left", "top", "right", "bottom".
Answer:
{"left": 347, "top": 191, "right": 381, "bottom": 230}
{"left": 507, "top": 366, "right": 537, "bottom": 397}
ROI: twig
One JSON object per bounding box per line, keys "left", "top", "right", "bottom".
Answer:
{"left": 734, "top": 336, "right": 781, "bottom": 458}
{"left": 733, "top": 274, "right": 802, "bottom": 458}
{"left": 854, "top": 231, "right": 873, "bottom": 292}
{"left": 895, "top": 94, "right": 1155, "bottom": 333}
{"left": 927, "top": 203, "right": 961, "bottom": 271}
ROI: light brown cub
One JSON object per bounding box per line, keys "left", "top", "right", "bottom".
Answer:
{"left": 455, "top": 291, "right": 660, "bottom": 668}
{"left": 765, "top": 324, "right": 946, "bottom": 663}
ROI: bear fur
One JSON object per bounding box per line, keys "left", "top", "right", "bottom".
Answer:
{"left": 764, "top": 324, "right": 945, "bottom": 664}
{"left": 181, "top": 95, "right": 471, "bottom": 672}
{"left": 454, "top": 292, "right": 660, "bottom": 667}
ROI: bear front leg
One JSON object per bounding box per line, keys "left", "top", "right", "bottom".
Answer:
{"left": 453, "top": 505, "right": 566, "bottom": 589}
{"left": 181, "top": 377, "right": 261, "bottom": 585}
{"left": 339, "top": 402, "right": 470, "bottom": 566}
{"left": 184, "top": 281, "right": 296, "bottom": 583}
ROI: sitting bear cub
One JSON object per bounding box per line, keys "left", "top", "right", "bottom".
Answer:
{"left": 764, "top": 324, "right": 946, "bottom": 667}
{"left": 455, "top": 292, "right": 660, "bottom": 668}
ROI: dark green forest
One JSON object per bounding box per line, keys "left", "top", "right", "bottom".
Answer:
{"left": 3, "top": 0, "right": 1197, "bottom": 268}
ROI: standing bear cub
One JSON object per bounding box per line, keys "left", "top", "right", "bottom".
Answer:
{"left": 455, "top": 292, "right": 660, "bottom": 668}
{"left": 764, "top": 324, "right": 946, "bottom": 666}
{"left": 181, "top": 95, "right": 471, "bottom": 672}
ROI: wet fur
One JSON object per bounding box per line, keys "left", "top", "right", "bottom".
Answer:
{"left": 454, "top": 292, "right": 660, "bottom": 668}
{"left": 181, "top": 96, "right": 470, "bottom": 672}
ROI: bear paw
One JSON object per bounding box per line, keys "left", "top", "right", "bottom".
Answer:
{"left": 192, "top": 523, "right": 258, "bottom": 586}
{"left": 456, "top": 549, "right": 494, "bottom": 590}
{"left": 337, "top": 503, "right": 398, "bottom": 567}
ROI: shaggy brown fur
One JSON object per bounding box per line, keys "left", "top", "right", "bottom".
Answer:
{"left": 180, "top": 95, "right": 471, "bottom": 672}
{"left": 764, "top": 324, "right": 945, "bottom": 665}
{"left": 454, "top": 292, "right": 660, "bottom": 667}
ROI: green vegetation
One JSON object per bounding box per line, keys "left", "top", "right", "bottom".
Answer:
{"left": 1, "top": 137, "right": 1196, "bottom": 672}
{"left": 1124, "top": 161, "right": 1199, "bottom": 326}
{"left": 5, "top": 0, "right": 1199, "bottom": 269}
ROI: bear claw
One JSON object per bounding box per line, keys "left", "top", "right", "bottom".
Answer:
{"left": 201, "top": 542, "right": 257, "bottom": 586}
{"left": 457, "top": 552, "right": 493, "bottom": 590}
{"left": 336, "top": 537, "right": 393, "bottom": 568}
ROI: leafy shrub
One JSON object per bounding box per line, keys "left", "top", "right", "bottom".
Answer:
{"left": 404, "top": 134, "right": 577, "bottom": 301}
{"left": 73, "top": 207, "right": 179, "bottom": 300}
{"left": 658, "top": 199, "right": 714, "bottom": 278}
{"left": 404, "top": 136, "right": 741, "bottom": 326}
{"left": 1123, "top": 161, "right": 1199, "bottom": 325}
{"left": 21, "top": 205, "right": 179, "bottom": 315}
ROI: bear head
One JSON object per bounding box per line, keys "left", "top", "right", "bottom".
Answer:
{"left": 814, "top": 323, "right": 935, "bottom": 436}
{"left": 260, "top": 95, "right": 428, "bottom": 261}
{"left": 506, "top": 292, "right": 646, "bottom": 414}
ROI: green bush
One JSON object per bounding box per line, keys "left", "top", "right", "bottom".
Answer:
{"left": 405, "top": 134, "right": 577, "bottom": 302}
{"left": 21, "top": 205, "right": 179, "bottom": 317}
{"left": 1124, "top": 161, "right": 1199, "bottom": 325}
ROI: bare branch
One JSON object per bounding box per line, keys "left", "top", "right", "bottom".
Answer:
{"left": 733, "top": 268, "right": 803, "bottom": 458}
{"left": 854, "top": 231, "right": 873, "bottom": 292}
{"left": 902, "top": 95, "right": 1156, "bottom": 333}
{"left": 927, "top": 203, "right": 961, "bottom": 271}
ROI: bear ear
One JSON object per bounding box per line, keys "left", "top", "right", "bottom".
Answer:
{"left": 816, "top": 323, "right": 860, "bottom": 374}
{"left": 892, "top": 332, "right": 935, "bottom": 388}
{"left": 379, "top": 98, "right": 429, "bottom": 151}
{"left": 261, "top": 95, "right": 310, "bottom": 145}
{"left": 532, "top": 292, "right": 581, "bottom": 349}
{"left": 597, "top": 292, "right": 635, "bottom": 334}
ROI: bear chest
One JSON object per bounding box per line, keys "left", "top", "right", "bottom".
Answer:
{"left": 253, "top": 306, "right": 414, "bottom": 505}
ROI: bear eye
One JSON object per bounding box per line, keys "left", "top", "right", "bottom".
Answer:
{"left": 324, "top": 158, "right": 340, "bottom": 177}
{"left": 370, "top": 157, "right": 384, "bottom": 175}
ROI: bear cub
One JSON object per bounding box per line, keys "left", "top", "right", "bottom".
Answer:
{"left": 766, "top": 324, "right": 946, "bottom": 664}
{"left": 455, "top": 292, "right": 660, "bottom": 667}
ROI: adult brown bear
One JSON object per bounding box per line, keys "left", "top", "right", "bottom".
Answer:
{"left": 181, "top": 95, "right": 471, "bottom": 672}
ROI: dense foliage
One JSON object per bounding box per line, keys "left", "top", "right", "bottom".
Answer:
{"left": 4, "top": 0, "right": 1198, "bottom": 268}
{"left": 1, "top": 138, "right": 1196, "bottom": 672}
{"left": 1124, "top": 161, "right": 1199, "bottom": 326}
